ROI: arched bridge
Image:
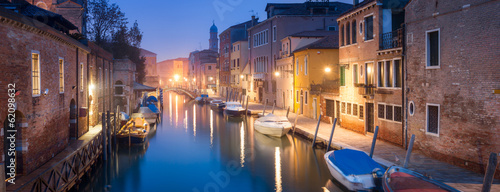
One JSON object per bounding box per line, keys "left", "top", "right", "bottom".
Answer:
{"left": 162, "top": 87, "right": 197, "bottom": 99}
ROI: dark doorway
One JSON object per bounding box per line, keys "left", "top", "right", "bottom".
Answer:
{"left": 366, "top": 103, "right": 375, "bottom": 133}
{"left": 258, "top": 87, "right": 263, "bottom": 102}
{"left": 4, "top": 110, "right": 25, "bottom": 178}
{"left": 69, "top": 99, "right": 77, "bottom": 139}
{"left": 326, "top": 99, "right": 334, "bottom": 118}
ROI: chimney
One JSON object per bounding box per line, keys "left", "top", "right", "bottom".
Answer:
{"left": 251, "top": 15, "right": 256, "bottom": 26}
{"left": 353, "top": 0, "right": 359, "bottom": 6}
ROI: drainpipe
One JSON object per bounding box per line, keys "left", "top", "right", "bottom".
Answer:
{"left": 87, "top": 53, "right": 90, "bottom": 131}
{"left": 402, "top": 23, "right": 408, "bottom": 149}
{"left": 75, "top": 48, "right": 79, "bottom": 139}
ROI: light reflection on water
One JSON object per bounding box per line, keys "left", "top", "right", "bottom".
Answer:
{"left": 76, "top": 92, "right": 347, "bottom": 192}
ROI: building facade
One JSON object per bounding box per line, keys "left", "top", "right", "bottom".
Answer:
{"left": 230, "top": 41, "right": 248, "bottom": 94}
{"left": 405, "top": 0, "right": 500, "bottom": 177}
{"left": 141, "top": 48, "right": 159, "bottom": 88}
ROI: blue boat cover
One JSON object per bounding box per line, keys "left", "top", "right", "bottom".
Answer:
{"left": 146, "top": 96, "right": 158, "bottom": 102}
{"left": 148, "top": 104, "right": 160, "bottom": 114}
{"left": 328, "top": 149, "right": 384, "bottom": 176}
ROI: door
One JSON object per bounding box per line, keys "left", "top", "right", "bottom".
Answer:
{"left": 258, "top": 87, "right": 263, "bottom": 102}
{"left": 300, "top": 90, "right": 304, "bottom": 115}
{"left": 366, "top": 103, "right": 375, "bottom": 133}
{"left": 335, "top": 101, "right": 340, "bottom": 125}
{"left": 313, "top": 98, "right": 317, "bottom": 119}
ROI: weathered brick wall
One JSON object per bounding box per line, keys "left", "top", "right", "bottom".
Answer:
{"left": 0, "top": 13, "right": 89, "bottom": 174}
{"left": 406, "top": 0, "right": 500, "bottom": 177}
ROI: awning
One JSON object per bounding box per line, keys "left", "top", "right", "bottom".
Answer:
{"left": 133, "top": 82, "right": 156, "bottom": 92}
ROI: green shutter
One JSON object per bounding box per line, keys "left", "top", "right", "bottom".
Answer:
{"left": 340, "top": 66, "right": 345, "bottom": 86}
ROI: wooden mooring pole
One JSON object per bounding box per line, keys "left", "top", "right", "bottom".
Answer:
{"left": 271, "top": 102, "right": 276, "bottom": 114}
{"left": 245, "top": 95, "right": 249, "bottom": 115}
{"left": 107, "top": 111, "right": 112, "bottom": 155}
{"left": 292, "top": 107, "right": 301, "bottom": 136}
{"left": 369, "top": 126, "right": 379, "bottom": 158}
{"left": 403, "top": 134, "right": 416, "bottom": 168}
{"left": 262, "top": 100, "right": 268, "bottom": 115}
{"left": 115, "top": 105, "right": 119, "bottom": 145}
{"left": 312, "top": 114, "right": 322, "bottom": 147}
{"left": 286, "top": 106, "right": 290, "bottom": 118}
{"left": 102, "top": 113, "right": 107, "bottom": 161}
{"left": 226, "top": 90, "right": 229, "bottom": 102}
{"left": 326, "top": 118, "right": 337, "bottom": 151}
{"left": 482, "top": 152, "right": 498, "bottom": 192}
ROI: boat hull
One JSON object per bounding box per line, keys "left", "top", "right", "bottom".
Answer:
{"left": 224, "top": 109, "right": 246, "bottom": 117}
{"left": 383, "top": 166, "right": 460, "bottom": 192}
{"left": 254, "top": 123, "right": 291, "bottom": 137}
{"left": 324, "top": 151, "right": 377, "bottom": 191}
{"left": 116, "top": 134, "right": 147, "bottom": 144}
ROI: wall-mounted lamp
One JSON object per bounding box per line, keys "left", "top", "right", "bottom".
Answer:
{"left": 324, "top": 67, "right": 332, "bottom": 73}
{"left": 274, "top": 71, "right": 280, "bottom": 77}
{"left": 43, "top": 89, "right": 49, "bottom": 96}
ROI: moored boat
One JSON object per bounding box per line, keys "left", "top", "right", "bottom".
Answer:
{"left": 224, "top": 102, "right": 246, "bottom": 117}
{"left": 209, "top": 99, "right": 225, "bottom": 111}
{"left": 324, "top": 149, "right": 385, "bottom": 191}
{"left": 116, "top": 117, "right": 150, "bottom": 144}
{"left": 382, "top": 166, "right": 460, "bottom": 192}
{"left": 254, "top": 114, "right": 292, "bottom": 137}
{"left": 131, "top": 107, "right": 157, "bottom": 125}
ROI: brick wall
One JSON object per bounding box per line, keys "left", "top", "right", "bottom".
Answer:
{"left": 406, "top": 0, "right": 500, "bottom": 177}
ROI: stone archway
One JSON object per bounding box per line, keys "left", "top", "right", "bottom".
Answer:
{"left": 3, "top": 110, "right": 26, "bottom": 178}
{"left": 69, "top": 99, "right": 77, "bottom": 139}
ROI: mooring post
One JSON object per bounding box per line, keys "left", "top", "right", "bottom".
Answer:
{"left": 312, "top": 114, "right": 322, "bottom": 147}
{"left": 482, "top": 152, "right": 498, "bottom": 192}
{"left": 286, "top": 106, "right": 290, "bottom": 118}
{"left": 369, "top": 126, "right": 379, "bottom": 158}
{"left": 226, "top": 90, "right": 229, "bottom": 102}
{"left": 326, "top": 118, "right": 338, "bottom": 151}
{"left": 107, "top": 111, "right": 112, "bottom": 154}
{"left": 129, "top": 122, "right": 134, "bottom": 147}
{"left": 102, "top": 113, "right": 107, "bottom": 161}
{"left": 292, "top": 107, "right": 300, "bottom": 135}
{"left": 115, "top": 105, "right": 119, "bottom": 145}
{"left": 0, "top": 163, "right": 5, "bottom": 191}
{"left": 262, "top": 100, "right": 268, "bottom": 116}
{"left": 403, "top": 134, "right": 416, "bottom": 168}
{"left": 271, "top": 102, "right": 276, "bottom": 114}
{"left": 245, "top": 95, "right": 249, "bottom": 115}
{"left": 240, "top": 94, "right": 243, "bottom": 104}
{"left": 229, "top": 90, "right": 233, "bottom": 102}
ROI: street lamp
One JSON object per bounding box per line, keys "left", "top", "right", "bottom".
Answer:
{"left": 274, "top": 71, "right": 280, "bottom": 77}
{"left": 324, "top": 67, "right": 332, "bottom": 73}
{"left": 240, "top": 75, "right": 244, "bottom": 79}
{"left": 174, "top": 74, "right": 180, "bottom": 81}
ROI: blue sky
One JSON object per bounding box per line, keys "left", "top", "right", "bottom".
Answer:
{"left": 109, "top": 0, "right": 353, "bottom": 61}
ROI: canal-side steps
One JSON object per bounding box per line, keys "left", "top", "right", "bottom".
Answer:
{"left": 6, "top": 125, "right": 104, "bottom": 192}
{"left": 236, "top": 100, "right": 500, "bottom": 192}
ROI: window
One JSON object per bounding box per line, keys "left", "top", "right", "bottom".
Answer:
{"left": 378, "top": 62, "right": 384, "bottom": 87}
{"left": 353, "top": 104, "right": 358, "bottom": 116}
{"left": 80, "top": 63, "right": 84, "bottom": 91}
{"left": 359, "top": 105, "right": 364, "bottom": 119}
{"left": 364, "top": 16, "right": 373, "bottom": 40}
{"left": 426, "top": 104, "right": 440, "bottom": 135}
{"left": 394, "top": 59, "right": 402, "bottom": 88}
{"left": 328, "top": 26, "right": 336, "bottom": 31}
{"left": 409, "top": 101, "right": 415, "bottom": 116}
{"left": 386, "top": 105, "right": 393, "bottom": 120}
{"left": 237, "top": 59, "right": 240, "bottom": 68}
{"left": 296, "top": 59, "right": 299, "bottom": 75}
{"left": 304, "top": 56, "right": 308, "bottom": 75}
{"left": 296, "top": 90, "right": 299, "bottom": 103}
{"left": 59, "top": 58, "right": 64, "bottom": 93}
{"left": 115, "top": 81, "right": 123, "bottom": 95}
{"left": 427, "top": 29, "right": 440, "bottom": 67}
{"left": 346, "top": 21, "right": 350, "bottom": 45}
{"left": 385, "top": 61, "right": 393, "bottom": 87}
{"left": 347, "top": 103, "right": 352, "bottom": 115}
{"left": 341, "top": 102, "right": 346, "bottom": 114}
{"left": 340, "top": 24, "right": 344, "bottom": 46}
{"left": 208, "top": 66, "right": 212, "bottom": 70}
{"left": 32, "top": 51, "right": 41, "bottom": 96}
{"left": 248, "top": 35, "right": 251, "bottom": 49}
{"left": 394, "top": 106, "right": 402, "bottom": 122}
{"left": 340, "top": 66, "right": 346, "bottom": 86}
{"left": 378, "top": 104, "right": 385, "bottom": 119}
{"left": 353, "top": 64, "right": 358, "bottom": 84}
{"left": 305, "top": 91, "right": 308, "bottom": 104}
{"left": 359, "top": 22, "right": 363, "bottom": 34}
{"left": 352, "top": 20, "right": 357, "bottom": 44}
{"left": 273, "top": 26, "right": 277, "bottom": 42}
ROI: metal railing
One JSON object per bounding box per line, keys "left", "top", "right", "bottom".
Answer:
{"left": 380, "top": 28, "right": 404, "bottom": 50}
{"left": 12, "top": 131, "right": 103, "bottom": 192}
{"left": 358, "top": 84, "right": 376, "bottom": 96}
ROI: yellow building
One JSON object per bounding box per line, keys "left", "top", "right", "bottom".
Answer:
{"left": 293, "top": 35, "right": 340, "bottom": 121}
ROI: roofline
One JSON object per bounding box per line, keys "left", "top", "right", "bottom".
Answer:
{"left": 248, "top": 14, "right": 342, "bottom": 31}
{"left": 293, "top": 47, "right": 338, "bottom": 54}
{"left": 337, "top": 0, "right": 378, "bottom": 22}
{"left": 220, "top": 19, "right": 259, "bottom": 35}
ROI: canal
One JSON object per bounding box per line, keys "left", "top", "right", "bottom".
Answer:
{"left": 75, "top": 92, "right": 346, "bottom": 192}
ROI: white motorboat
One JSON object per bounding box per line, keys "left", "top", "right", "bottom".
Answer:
{"left": 324, "top": 149, "right": 385, "bottom": 191}
{"left": 254, "top": 114, "right": 292, "bottom": 137}
{"left": 224, "top": 102, "right": 246, "bottom": 116}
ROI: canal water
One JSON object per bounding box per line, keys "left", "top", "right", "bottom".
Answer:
{"left": 75, "top": 92, "right": 347, "bottom": 192}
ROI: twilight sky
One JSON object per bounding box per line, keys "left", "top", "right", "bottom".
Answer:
{"left": 109, "top": 0, "right": 353, "bottom": 61}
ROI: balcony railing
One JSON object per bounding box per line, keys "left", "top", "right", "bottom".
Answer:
{"left": 357, "top": 84, "right": 376, "bottom": 96}
{"left": 380, "top": 27, "right": 404, "bottom": 50}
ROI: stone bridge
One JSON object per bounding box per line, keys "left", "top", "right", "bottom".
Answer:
{"left": 162, "top": 87, "right": 197, "bottom": 99}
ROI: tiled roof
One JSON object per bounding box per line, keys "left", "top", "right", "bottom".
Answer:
{"left": 266, "top": 2, "right": 353, "bottom": 17}
{"left": 294, "top": 34, "right": 339, "bottom": 52}
{"left": 140, "top": 48, "right": 157, "bottom": 57}
{"left": 338, "top": 0, "right": 376, "bottom": 17}
{"left": 0, "top": 1, "right": 77, "bottom": 30}
{"left": 290, "top": 30, "right": 338, "bottom": 38}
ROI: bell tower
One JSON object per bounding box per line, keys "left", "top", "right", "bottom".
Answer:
{"left": 209, "top": 21, "right": 218, "bottom": 52}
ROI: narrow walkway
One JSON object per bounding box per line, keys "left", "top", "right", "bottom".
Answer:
{"left": 241, "top": 100, "right": 499, "bottom": 192}
{"left": 7, "top": 125, "right": 102, "bottom": 191}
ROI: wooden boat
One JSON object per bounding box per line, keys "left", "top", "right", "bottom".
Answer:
{"left": 382, "top": 166, "right": 460, "bottom": 192}
{"left": 324, "top": 149, "right": 385, "bottom": 191}
{"left": 209, "top": 99, "right": 225, "bottom": 111}
{"left": 254, "top": 114, "right": 292, "bottom": 137}
{"left": 116, "top": 117, "right": 150, "bottom": 144}
{"left": 131, "top": 107, "right": 157, "bottom": 125}
{"left": 224, "top": 102, "right": 246, "bottom": 117}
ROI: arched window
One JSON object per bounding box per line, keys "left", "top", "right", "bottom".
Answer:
{"left": 340, "top": 24, "right": 344, "bottom": 46}
{"left": 36, "top": 2, "right": 48, "bottom": 10}
{"left": 352, "top": 20, "right": 357, "bottom": 44}
{"left": 346, "top": 21, "right": 351, "bottom": 45}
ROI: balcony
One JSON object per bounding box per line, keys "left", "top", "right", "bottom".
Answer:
{"left": 380, "top": 28, "right": 404, "bottom": 50}
{"left": 357, "top": 84, "right": 375, "bottom": 97}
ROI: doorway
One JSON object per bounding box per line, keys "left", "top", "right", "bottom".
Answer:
{"left": 366, "top": 103, "right": 375, "bottom": 133}
{"left": 300, "top": 90, "right": 304, "bottom": 115}
{"left": 258, "top": 87, "right": 263, "bottom": 102}
{"left": 313, "top": 98, "right": 318, "bottom": 119}
{"left": 69, "top": 99, "right": 77, "bottom": 139}
{"left": 4, "top": 110, "right": 25, "bottom": 177}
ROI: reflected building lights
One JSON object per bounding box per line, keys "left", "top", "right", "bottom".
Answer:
{"left": 169, "top": 93, "right": 172, "bottom": 123}
{"left": 210, "top": 110, "right": 213, "bottom": 147}
{"left": 184, "top": 110, "right": 188, "bottom": 132}
{"left": 193, "top": 105, "right": 196, "bottom": 137}
{"left": 275, "top": 147, "right": 282, "bottom": 192}
{"left": 240, "top": 123, "right": 245, "bottom": 167}
{"left": 175, "top": 95, "right": 178, "bottom": 126}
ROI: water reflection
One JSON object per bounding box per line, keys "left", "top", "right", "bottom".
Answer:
{"left": 275, "top": 147, "right": 282, "bottom": 192}
{"left": 193, "top": 104, "right": 196, "bottom": 137}
{"left": 240, "top": 123, "right": 245, "bottom": 167}
{"left": 210, "top": 110, "right": 214, "bottom": 147}
{"left": 175, "top": 95, "right": 178, "bottom": 126}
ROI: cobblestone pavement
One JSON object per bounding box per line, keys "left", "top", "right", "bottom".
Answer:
{"left": 242, "top": 101, "right": 500, "bottom": 192}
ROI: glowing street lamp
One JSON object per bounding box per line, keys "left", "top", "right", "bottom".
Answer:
{"left": 324, "top": 67, "right": 332, "bottom": 73}
{"left": 240, "top": 75, "right": 244, "bottom": 79}
{"left": 274, "top": 71, "right": 280, "bottom": 77}
{"left": 174, "top": 74, "right": 180, "bottom": 81}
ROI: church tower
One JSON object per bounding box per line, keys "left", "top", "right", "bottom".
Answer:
{"left": 209, "top": 22, "right": 218, "bottom": 52}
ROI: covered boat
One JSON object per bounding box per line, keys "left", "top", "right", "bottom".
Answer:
{"left": 324, "top": 149, "right": 385, "bottom": 191}
{"left": 131, "top": 107, "right": 157, "bottom": 125}
{"left": 116, "top": 117, "right": 150, "bottom": 144}
{"left": 224, "top": 102, "right": 246, "bottom": 117}
{"left": 383, "top": 166, "right": 460, "bottom": 192}
{"left": 210, "top": 99, "right": 225, "bottom": 111}
{"left": 254, "top": 114, "right": 292, "bottom": 137}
